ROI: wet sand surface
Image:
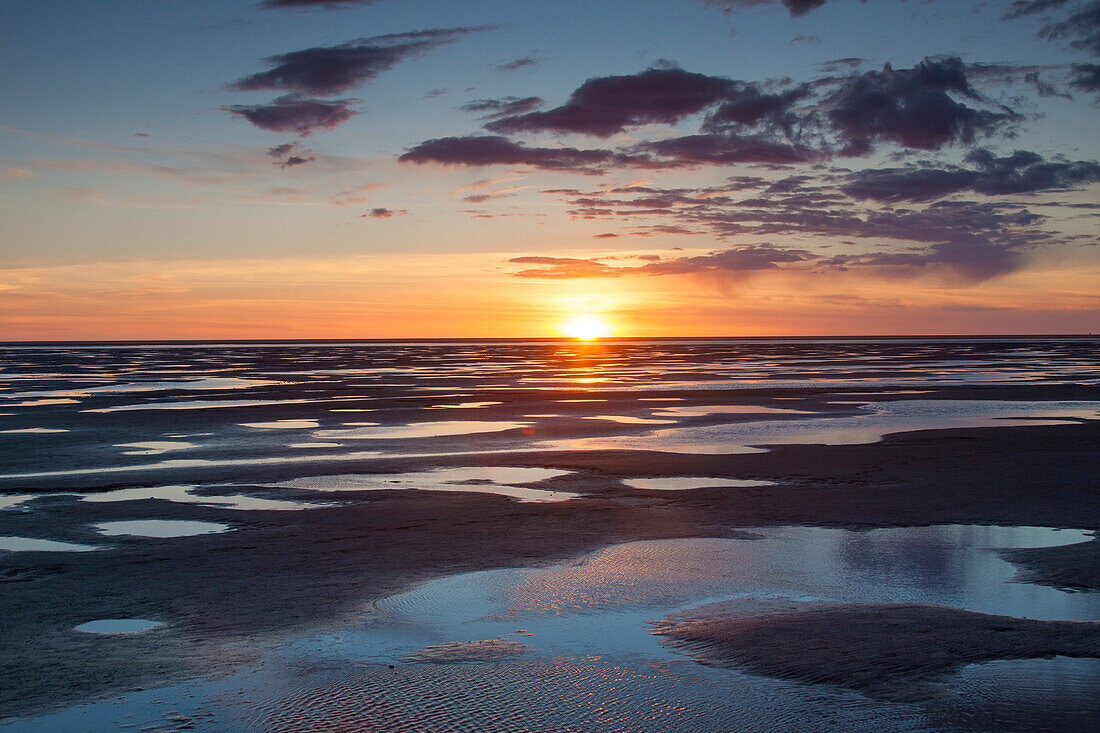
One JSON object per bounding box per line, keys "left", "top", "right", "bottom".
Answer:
{"left": 653, "top": 601, "right": 1100, "bottom": 701}
{"left": 1, "top": 338, "right": 1098, "bottom": 729}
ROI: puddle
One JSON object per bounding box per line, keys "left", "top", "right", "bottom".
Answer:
{"left": 0, "top": 428, "right": 69, "bottom": 434}
{"left": 541, "top": 400, "right": 1100, "bottom": 454}
{"left": 0, "top": 494, "right": 38, "bottom": 510}
{"left": 115, "top": 441, "right": 196, "bottom": 456}
{"left": 74, "top": 619, "right": 164, "bottom": 634}
{"left": 583, "top": 415, "right": 678, "bottom": 425}
{"left": 278, "top": 467, "right": 577, "bottom": 502}
{"left": 241, "top": 420, "right": 320, "bottom": 429}
{"left": 86, "top": 398, "right": 324, "bottom": 413}
{"left": 0, "top": 536, "right": 100, "bottom": 552}
{"left": 81, "top": 485, "right": 323, "bottom": 512}
{"left": 94, "top": 520, "right": 230, "bottom": 538}
{"left": 288, "top": 442, "right": 342, "bottom": 449}
{"left": 0, "top": 450, "right": 385, "bottom": 481}
{"left": 314, "top": 421, "right": 529, "bottom": 440}
{"left": 1, "top": 398, "right": 80, "bottom": 407}
{"left": 428, "top": 402, "right": 503, "bottom": 409}
{"left": 651, "top": 405, "right": 814, "bottom": 417}
{"left": 621, "top": 477, "right": 777, "bottom": 490}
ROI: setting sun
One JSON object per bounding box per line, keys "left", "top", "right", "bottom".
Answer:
{"left": 562, "top": 316, "right": 611, "bottom": 341}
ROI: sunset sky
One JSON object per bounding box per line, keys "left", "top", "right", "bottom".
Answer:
{"left": 1, "top": 0, "right": 1098, "bottom": 339}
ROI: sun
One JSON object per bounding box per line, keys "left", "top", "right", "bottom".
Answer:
{"left": 562, "top": 316, "right": 611, "bottom": 341}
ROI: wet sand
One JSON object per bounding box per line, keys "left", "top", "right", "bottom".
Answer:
{"left": 1, "top": 340, "right": 1098, "bottom": 722}
{"left": 652, "top": 601, "right": 1100, "bottom": 701}
{"left": 1001, "top": 539, "right": 1100, "bottom": 592}
{"left": 1, "top": 421, "right": 1098, "bottom": 718}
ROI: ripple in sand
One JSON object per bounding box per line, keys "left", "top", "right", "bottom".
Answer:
{"left": 401, "top": 640, "right": 530, "bottom": 663}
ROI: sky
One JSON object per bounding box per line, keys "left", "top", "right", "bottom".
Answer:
{"left": 1, "top": 0, "right": 1098, "bottom": 339}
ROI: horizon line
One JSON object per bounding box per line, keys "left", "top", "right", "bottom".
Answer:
{"left": 1, "top": 333, "right": 1097, "bottom": 346}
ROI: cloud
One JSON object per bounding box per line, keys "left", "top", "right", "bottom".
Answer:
{"left": 363, "top": 207, "right": 408, "bottom": 218}
{"left": 703, "top": 83, "right": 811, "bottom": 135}
{"left": 459, "top": 96, "right": 543, "bottom": 119}
{"left": 826, "top": 241, "right": 1025, "bottom": 283}
{"left": 228, "top": 27, "right": 491, "bottom": 96}
{"left": 541, "top": 171, "right": 1071, "bottom": 284}
{"left": 634, "top": 133, "right": 813, "bottom": 165}
{"left": 2, "top": 167, "right": 34, "bottom": 179}
{"left": 485, "top": 67, "right": 737, "bottom": 137}
{"left": 260, "top": 0, "right": 385, "bottom": 8}
{"left": 1002, "top": 1, "right": 1073, "bottom": 20}
{"left": 508, "top": 237, "right": 1029, "bottom": 285}
{"left": 1036, "top": 1, "right": 1100, "bottom": 57}
{"left": 1004, "top": 0, "right": 1100, "bottom": 58}
{"left": 636, "top": 245, "right": 812, "bottom": 274}
{"left": 450, "top": 57, "right": 1017, "bottom": 164}
{"left": 222, "top": 94, "right": 359, "bottom": 135}
{"left": 841, "top": 150, "right": 1100, "bottom": 202}
{"left": 508, "top": 255, "right": 621, "bottom": 278}
{"left": 699, "top": 0, "right": 829, "bottom": 17}
{"left": 398, "top": 135, "right": 668, "bottom": 174}
{"left": 823, "top": 57, "right": 1020, "bottom": 155}
{"left": 462, "top": 183, "right": 531, "bottom": 203}
{"left": 266, "top": 142, "right": 316, "bottom": 168}
{"left": 497, "top": 55, "right": 542, "bottom": 71}
{"left": 1070, "top": 63, "right": 1100, "bottom": 90}
{"left": 508, "top": 245, "right": 813, "bottom": 279}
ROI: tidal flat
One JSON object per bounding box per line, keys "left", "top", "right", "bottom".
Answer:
{"left": 0, "top": 338, "right": 1098, "bottom": 731}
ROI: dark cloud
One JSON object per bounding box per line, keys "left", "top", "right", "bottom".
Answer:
{"left": 540, "top": 173, "right": 1065, "bottom": 283}
{"left": 636, "top": 245, "right": 811, "bottom": 274}
{"left": 485, "top": 67, "right": 736, "bottom": 137}
{"left": 266, "top": 142, "right": 317, "bottom": 167}
{"left": 1004, "top": 1, "right": 1100, "bottom": 58}
{"left": 824, "top": 57, "right": 1020, "bottom": 155}
{"left": 702, "top": 83, "right": 811, "bottom": 136}
{"left": 222, "top": 94, "right": 358, "bottom": 134}
{"left": 635, "top": 133, "right": 814, "bottom": 165}
{"left": 826, "top": 242, "right": 1024, "bottom": 283}
{"left": 364, "top": 207, "right": 408, "bottom": 218}
{"left": 1001, "top": 0, "right": 1073, "bottom": 20}
{"left": 260, "top": 0, "right": 385, "bottom": 8}
{"left": 1070, "top": 63, "right": 1100, "bottom": 90}
{"left": 498, "top": 55, "right": 542, "bottom": 71}
{"left": 459, "top": 96, "right": 543, "bottom": 119}
{"left": 398, "top": 135, "right": 668, "bottom": 174}
{"left": 841, "top": 150, "right": 1100, "bottom": 203}
{"left": 1036, "top": 1, "right": 1100, "bottom": 57}
{"left": 464, "top": 57, "right": 1015, "bottom": 163}
{"left": 1024, "top": 71, "right": 1070, "bottom": 97}
{"left": 700, "top": 0, "right": 829, "bottom": 16}
{"left": 229, "top": 27, "right": 490, "bottom": 96}
{"left": 508, "top": 238, "right": 1028, "bottom": 284}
